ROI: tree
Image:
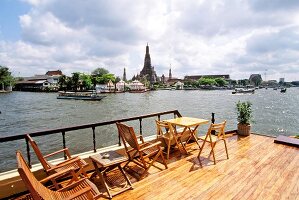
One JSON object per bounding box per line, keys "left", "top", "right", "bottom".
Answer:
{"left": 98, "top": 73, "right": 116, "bottom": 84}
{"left": 80, "top": 73, "right": 92, "bottom": 90}
{"left": 0, "top": 66, "right": 14, "bottom": 90}
{"left": 214, "top": 78, "right": 228, "bottom": 87}
{"left": 92, "top": 68, "right": 109, "bottom": 77}
{"left": 198, "top": 77, "right": 217, "bottom": 86}
{"left": 71, "top": 72, "right": 80, "bottom": 91}
{"left": 58, "top": 75, "right": 68, "bottom": 91}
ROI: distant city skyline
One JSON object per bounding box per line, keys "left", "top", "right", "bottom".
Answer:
{"left": 1, "top": 0, "right": 299, "bottom": 81}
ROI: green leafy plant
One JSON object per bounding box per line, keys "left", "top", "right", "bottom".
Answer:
{"left": 236, "top": 101, "right": 253, "bottom": 124}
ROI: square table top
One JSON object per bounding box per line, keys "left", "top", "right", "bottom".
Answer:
{"left": 90, "top": 150, "right": 128, "bottom": 168}
{"left": 163, "top": 117, "right": 209, "bottom": 127}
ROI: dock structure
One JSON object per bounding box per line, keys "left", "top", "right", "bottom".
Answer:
{"left": 11, "top": 133, "right": 299, "bottom": 200}
{"left": 108, "top": 134, "right": 299, "bottom": 200}
{"left": 0, "top": 110, "right": 298, "bottom": 199}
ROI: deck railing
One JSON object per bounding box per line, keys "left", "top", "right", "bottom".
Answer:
{"left": 0, "top": 110, "right": 187, "bottom": 168}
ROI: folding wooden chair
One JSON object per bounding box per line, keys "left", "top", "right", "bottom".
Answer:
{"left": 197, "top": 121, "right": 229, "bottom": 164}
{"left": 116, "top": 122, "right": 168, "bottom": 179}
{"left": 26, "top": 134, "right": 88, "bottom": 179}
{"left": 155, "top": 120, "right": 188, "bottom": 161}
{"left": 17, "top": 150, "right": 100, "bottom": 200}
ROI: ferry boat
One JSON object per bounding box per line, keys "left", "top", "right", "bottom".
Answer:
{"left": 232, "top": 88, "right": 255, "bottom": 94}
{"left": 57, "top": 91, "right": 106, "bottom": 101}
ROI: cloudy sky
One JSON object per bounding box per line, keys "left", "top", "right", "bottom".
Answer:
{"left": 0, "top": 0, "right": 299, "bottom": 81}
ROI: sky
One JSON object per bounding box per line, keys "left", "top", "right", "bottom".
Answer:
{"left": 0, "top": 0, "right": 299, "bottom": 81}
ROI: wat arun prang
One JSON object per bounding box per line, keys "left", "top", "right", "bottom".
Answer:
{"left": 139, "top": 43, "right": 158, "bottom": 86}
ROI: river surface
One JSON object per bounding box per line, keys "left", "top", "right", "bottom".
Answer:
{"left": 0, "top": 88, "right": 298, "bottom": 172}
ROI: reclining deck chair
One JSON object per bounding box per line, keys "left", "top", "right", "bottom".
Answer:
{"left": 26, "top": 134, "right": 88, "bottom": 179}
{"left": 116, "top": 122, "right": 168, "bottom": 179}
{"left": 17, "top": 150, "right": 100, "bottom": 200}
{"left": 197, "top": 121, "right": 229, "bottom": 164}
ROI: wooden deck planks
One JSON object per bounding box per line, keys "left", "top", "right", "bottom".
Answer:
{"left": 110, "top": 134, "right": 299, "bottom": 200}
{"left": 14, "top": 134, "right": 299, "bottom": 200}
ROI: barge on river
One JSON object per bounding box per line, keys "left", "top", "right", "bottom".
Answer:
{"left": 57, "top": 91, "right": 106, "bottom": 101}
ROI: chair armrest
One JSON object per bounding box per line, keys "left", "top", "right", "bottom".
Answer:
{"left": 65, "top": 187, "right": 93, "bottom": 200}
{"left": 47, "top": 157, "right": 82, "bottom": 173}
{"left": 44, "top": 148, "right": 71, "bottom": 159}
{"left": 58, "top": 178, "right": 88, "bottom": 191}
{"left": 140, "top": 141, "right": 162, "bottom": 151}
{"left": 40, "top": 167, "right": 78, "bottom": 184}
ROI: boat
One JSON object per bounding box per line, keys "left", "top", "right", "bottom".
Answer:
{"left": 280, "top": 88, "right": 287, "bottom": 93}
{"left": 129, "top": 89, "right": 148, "bottom": 93}
{"left": 232, "top": 88, "right": 255, "bottom": 94}
{"left": 57, "top": 91, "right": 106, "bottom": 101}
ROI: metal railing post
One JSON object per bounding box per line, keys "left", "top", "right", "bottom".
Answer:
{"left": 211, "top": 112, "right": 216, "bottom": 135}
{"left": 92, "top": 126, "right": 96, "bottom": 152}
{"left": 139, "top": 118, "right": 143, "bottom": 135}
{"left": 62, "top": 131, "right": 67, "bottom": 159}
{"left": 25, "top": 137, "right": 32, "bottom": 168}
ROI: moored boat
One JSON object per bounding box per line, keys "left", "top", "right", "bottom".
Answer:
{"left": 57, "top": 91, "right": 106, "bottom": 101}
{"left": 280, "top": 88, "right": 287, "bottom": 93}
{"left": 232, "top": 88, "right": 255, "bottom": 94}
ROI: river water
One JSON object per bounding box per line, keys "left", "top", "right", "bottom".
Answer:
{"left": 0, "top": 88, "right": 298, "bottom": 172}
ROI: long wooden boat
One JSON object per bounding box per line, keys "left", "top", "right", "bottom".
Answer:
{"left": 232, "top": 88, "right": 255, "bottom": 94}
{"left": 57, "top": 91, "right": 106, "bottom": 101}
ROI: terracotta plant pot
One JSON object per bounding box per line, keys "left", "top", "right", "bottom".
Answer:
{"left": 237, "top": 123, "right": 251, "bottom": 136}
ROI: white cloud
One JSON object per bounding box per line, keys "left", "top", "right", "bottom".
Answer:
{"left": 1, "top": 0, "right": 299, "bottom": 81}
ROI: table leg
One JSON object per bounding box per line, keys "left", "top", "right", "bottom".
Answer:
{"left": 92, "top": 160, "right": 113, "bottom": 199}
{"left": 118, "top": 165, "right": 133, "bottom": 189}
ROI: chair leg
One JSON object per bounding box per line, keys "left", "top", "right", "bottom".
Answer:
{"left": 140, "top": 150, "right": 163, "bottom": 179}
{"left": 223, "top": 139, "right": 229, "bottom": 159}
{"left": 197, "top": 139, "right": 206, "bottom": 160}
{"left": 210, "top": 142, "right": 216, "bottom": 165}
{"left": 167, "top": 140, "right": 171, "bottom": 161}
{"left": 159, "top": 150, "right": 168, "bottom": 169}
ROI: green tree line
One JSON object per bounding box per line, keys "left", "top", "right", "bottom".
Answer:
{"left": 58, "top": 68, "right": 118, "bottom": 91}
{"left": 184, "top": 77, "right": 228, "bottom": 87}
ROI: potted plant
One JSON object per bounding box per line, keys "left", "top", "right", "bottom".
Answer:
{"left": 236, "top": 101, "right": 253, "bottom": 136}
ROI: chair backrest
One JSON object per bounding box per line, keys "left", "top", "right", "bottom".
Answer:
{"left": 116, "top": 122, "right": 140, "bottom": 151}
{"left": 209, "top": 121, "right": 226, "bottom": 138}
{"left": 16, "top": 151, "right": 55, "bottom": 200}
{"left": 155, "top": 120, "right": 175, "bottom": 140}
{"left": 26, "top": 134, "right": 52, "bottom": 171}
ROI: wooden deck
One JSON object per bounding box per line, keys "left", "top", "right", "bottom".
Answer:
{"left": 109, "top": 134, "right": 299, "bottom": 200}
{"left": 16, "top": 134, "right": 299, "bottom": 200}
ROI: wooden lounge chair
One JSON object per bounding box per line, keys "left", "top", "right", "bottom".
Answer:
{"left": 155, "top": 120, "right": 188, "bottom": 161}
{"left": 116, "top": 122, "right": 168, "bottom": 179}
{"left": 26, "top": 134, "right": 88, "bottom": 179}
{"left": 16, "top": 150, "right": 100, "bottom": 200}
{"left": 197, "top": 121, "right": 229, "bottom": 164}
